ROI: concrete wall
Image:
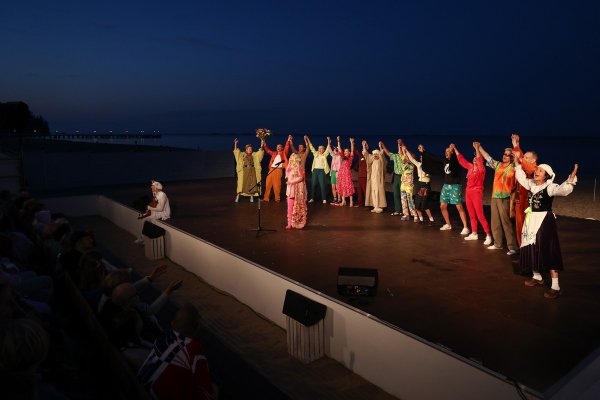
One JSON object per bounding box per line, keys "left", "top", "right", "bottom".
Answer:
{"left": 24, "top": 149, "right": 233, "bottom": 191}
{"left": 42, "top": 194, "right": 542, "bottom": 400}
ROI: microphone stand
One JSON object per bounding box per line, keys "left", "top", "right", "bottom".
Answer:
{"left": 247, "top": 163, "right": 282, "bottom": 237}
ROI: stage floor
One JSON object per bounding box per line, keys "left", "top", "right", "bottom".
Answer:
{"left": 102, "top": 178, "right": 600, "bottom": 393}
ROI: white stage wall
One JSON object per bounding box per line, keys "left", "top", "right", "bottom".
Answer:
{"left": 42, "top": 194, "right": 542, "bottom": 400}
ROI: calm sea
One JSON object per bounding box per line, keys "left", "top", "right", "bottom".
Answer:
{"left": 70, "top": 133, "right": 599, "bottom": 176}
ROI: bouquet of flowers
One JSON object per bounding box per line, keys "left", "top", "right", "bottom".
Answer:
{"left": 255, "top": 128, "right": 271, "bottom": 140}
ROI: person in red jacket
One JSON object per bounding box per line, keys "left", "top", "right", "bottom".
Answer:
{"left": 452, "top": 143, "right": 492, "bottom": 245}
{"left": 511, "top": 134, "right": 538, "bottom": 247}
{"left": 137, "top": 303, "right": 215, "bottom": 400}
{"left": 262, "top": 137, "right": 291, "bottom": 202}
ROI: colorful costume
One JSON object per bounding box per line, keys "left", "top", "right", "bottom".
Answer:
{"left": 515, "top": 165, "right": 575, "bottom": 273}
{"left": 337, "top": 153, "right": 355, "bottom": 198}
{"left": 234, "top": 147, "right": 263, "bottom": 197}
{"left": 364, "top": 150, "right": 387, "bottom": 211}
{"left": 263, "top": 140, "right": 291, "bottom": 202}
{"left": 457, "top": 153, "right": 490, "bottom": 235}
{"left": 286, "top": 161, "right": 308, "bottom": 229}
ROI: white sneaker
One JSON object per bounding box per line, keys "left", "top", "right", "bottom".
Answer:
{"left": 133, "top": 236, "right": 144, "bottom": 245}
{"left": 308, "top": 199, "right": 314, "bottom": 203}
{"left": 460, "top": 227, "right": 470, "bottom": 235}
{"left": 487, "top": 245, "right": 501, "bottom": 250}
{"left": 439, "top": 224, "right": 452, "bottom": 231}
{"left": 235, "top": 194, "right": 240, "bottom": 203}
{"left": 464, "top": 233, "right": 478, "bottom": 241}
{"left": 483, "top": 235, "right": 492, "bottom": 245}
{"left": 506, "top": 249, "right": 517, "bottom": 256}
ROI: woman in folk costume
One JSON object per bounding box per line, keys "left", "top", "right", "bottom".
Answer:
{"left": 364, "top": 141, "right": 387, "bottom": 213}
{"left": 336, "top": 136, "right": 356, "bottom": 207}
{"left": 514, "top": 154, "right": 578, "bottom": 300}
{"left": 233, "top": 137, "right": 264, "bottom": 202}
{"left": 285, "top": 153, "right": 308, "bottom": 229}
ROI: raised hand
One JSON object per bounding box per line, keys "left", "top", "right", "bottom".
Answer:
{"left": 418, "top": 144, "right": 424, "bottom": 153}
{"left": 165, "top": 280, "right": 183, "bottom": 295}
{"left": 337, "top": 136, "right": 341, "bottom": 142}
{"left": 511, "top": 134, "right": 520, "bottom": 147}
{"left": 472, "top": 142, "right": 480, "bottom": 149}
{"left": 569, "top": 164, "right": 579, "bottom": 183}
{"left": 149, "top": 264, "right": 168, "bottom": 281}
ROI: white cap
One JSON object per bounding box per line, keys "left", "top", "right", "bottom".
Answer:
{"left": 538, "top": 164, "right": 555, "bottom": 183}
{"left": 151, "top": 180, "right": 163, "bottom": 190}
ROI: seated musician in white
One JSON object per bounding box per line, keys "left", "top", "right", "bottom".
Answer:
{"left": 134, "top": 180, "right": 171, "bottom": 244}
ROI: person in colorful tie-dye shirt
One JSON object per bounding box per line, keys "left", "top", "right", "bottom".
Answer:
{"left": 477, "top": 143, "right": 518, "bottom": 255}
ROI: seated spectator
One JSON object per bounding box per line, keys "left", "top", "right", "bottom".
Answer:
{"left": 78, "top": 250, "right": 108, "bottom": 309}
{"left": 0, "top": 317, "right": 50, "bottom": 399}
{"left": 41, "top": 219, "right": 71, "bottom": 275}
{"left": 98, "top": 264, "right": 168, "bottom": 314}
{"left": 58, "top": 230, "right": 95, "bottom": 278}
{"left": 138, "top": 303, "right": 215, "bottom": 400}
{"left": 1, "top": 256, "right": 54, "bottom": 311}
{"left": 99, "top": 277, "right": 183, "bottom": 349}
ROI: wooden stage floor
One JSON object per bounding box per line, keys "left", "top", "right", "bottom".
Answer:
{"left": 101, "top": 178, "right": 600, "bottom": 393}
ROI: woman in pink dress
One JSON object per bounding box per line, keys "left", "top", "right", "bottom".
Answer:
{"left": 336, "top": 136, "right": 356, "bottom": 207}
{"left": 285, "top": 153, "right": 307, "bottom": 229}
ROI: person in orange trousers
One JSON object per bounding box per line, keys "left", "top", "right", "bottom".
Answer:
{"left": 263, "top": 137, "right": 291, "bottom": 202}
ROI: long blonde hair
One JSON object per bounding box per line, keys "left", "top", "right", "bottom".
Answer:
{"left": 288, "top": 153, "right": 301, "bottom": 175}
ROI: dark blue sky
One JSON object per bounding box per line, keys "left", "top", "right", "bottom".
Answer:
{"left": 2, "top": 1, "right": 599, "bottom": 135}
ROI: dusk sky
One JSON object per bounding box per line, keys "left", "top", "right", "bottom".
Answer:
{"left": 2, "top": 1, "right": 599, "bottom": 136}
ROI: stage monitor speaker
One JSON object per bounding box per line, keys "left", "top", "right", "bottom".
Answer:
{"left": 282, "top": 290, "right": 326, "bottom": 327}
{"left": 142, "top": 221, "right": 165, "bottom": 239}
{"left": 337, "top": 267, "right": 378, "bottom": 297}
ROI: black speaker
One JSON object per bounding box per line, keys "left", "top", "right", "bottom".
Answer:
{"left": 282, "top": 290, "right": 326, "bottom": 327}
{"left": 142, "top": 221, "right": 165, "bottom": 239}
{"left": 337, "top": 267, "right": 378, "bottom": 297}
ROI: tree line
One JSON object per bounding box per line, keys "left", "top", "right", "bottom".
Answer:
{"left": 0, "top": 101, "right": 50, "bottom": 134}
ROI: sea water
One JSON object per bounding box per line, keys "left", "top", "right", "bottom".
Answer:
{"left": 157, "top": 133, "right": 596, "bottom": 176}
{"left": 60, "top": 132, "right": 598, "bottom": 176}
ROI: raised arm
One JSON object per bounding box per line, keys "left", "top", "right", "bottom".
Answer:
{"left": 350, "top": 137, "right": 355, "bottom": 154}
{"left": 380, "top": 141, "right": 391, "bottom": 157}
{"left": 289, "top": 135, "right": 298, "bottom": 153}
{"left": 405, "top": 146, "right": 421, "bottom": 167}
{"left": 306, "top": 135, "right": 316, "bottom": 153}
{"left": 233, "top": 137, "right": 239, "bottom": 150}
{"left": 513, "top": 152, "right": 530, "bottom": 189}
{"left": 478, "top": 144, "right": 492, "bottom": 162}
{"left": 452, "top": 143, "right": 471, "bottom": 170}
{"left": 512, "top": 134, "right": 523, "bottom": 158}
